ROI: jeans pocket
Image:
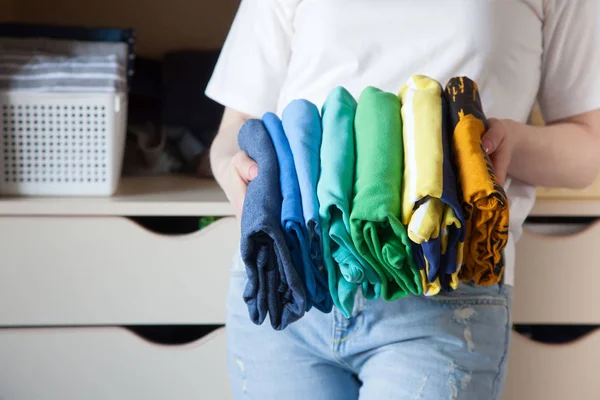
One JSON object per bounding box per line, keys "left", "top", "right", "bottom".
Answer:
{"left": 427, "top": 282, "right": 512, "bottom": 307}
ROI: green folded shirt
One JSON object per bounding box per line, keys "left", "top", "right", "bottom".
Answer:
{"left": 349, "top": 86, "right": 422, "bottom": 301}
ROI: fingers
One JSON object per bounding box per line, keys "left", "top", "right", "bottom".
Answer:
{"left": 483, "top": 118, "right": 510, "bottom": 186}
{"left": 232, "top": 151, "right": 258, "bottom": 183}
{"left": 228, "top": 151, "right": 257, "bottom": 219}
{"left": 481, "top": 118, "right": 505, "bottom": 154}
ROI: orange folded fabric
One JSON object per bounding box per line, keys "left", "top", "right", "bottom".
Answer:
{"left": 444, "top": 77, "right": 509, "bottom": 285}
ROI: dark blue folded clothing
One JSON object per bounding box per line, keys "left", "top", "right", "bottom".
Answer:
{"left": 238, "top": 119, "right": 306, "bottom": 330}
{"left": 439, "top": 95, "right": 466, "bottom": 291}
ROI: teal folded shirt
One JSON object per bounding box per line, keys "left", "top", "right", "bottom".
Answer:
{"left": 282, "top": 100, "right": 332, "bottom": 313}
{"left": 317, "top": 87, "right": 381, "bottom": 317}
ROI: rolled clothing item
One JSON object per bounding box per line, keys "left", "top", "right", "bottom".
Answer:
{"left": 398, "top": 75, "right": 465, "bottom": 295}
{"left": 263, "top": 111, "right": 326, "bottom": 313}
{"left": 281, "top": 100, "right": 332, "bottom": 313}
{"left": 444, "top": 76, "right": 509, "bottom": 286}
{"left": 238, "top": 119, "right": 306, "bottom": 330}
{"left": 317, "top": 86, "right": 381, "bottom": 317}
{"left": 350, "top": 86, "right": 422, "bottom": 301}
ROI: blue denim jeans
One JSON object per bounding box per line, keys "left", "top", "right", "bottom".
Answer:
{"left": 226, "top": 254, "right": 513, "bottom": 400}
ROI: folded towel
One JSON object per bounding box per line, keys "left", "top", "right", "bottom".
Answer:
{"left": 350, "top": 86, "right": 422, "bottom": 301}
{"left": 0, "top": 23, "right": 135, "bottom": 84}
{"left": 444, "top": 77, "right": 509, "bottom": 286}
{"left": 238, "top": 119, "right": 306, "bottom": 330}
{"left": 317, "top": 86, "right": 381, "bottom": 317}
{"left": 282, "top": 100, "right": 332, "bottom": 313}
{"left": 0, "top": 50, "right": 126, "bottom": 92}
{"left": 398, "top": 75, "right": 465, "bottom": 295}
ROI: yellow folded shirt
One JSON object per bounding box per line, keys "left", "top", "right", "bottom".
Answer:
{"left": 399, "top": 75, "right": 462, "bottom": 295}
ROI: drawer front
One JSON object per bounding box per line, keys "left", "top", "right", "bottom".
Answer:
{"left": 512, "top": 221, "right": 600, "bottom": 324}
{"left": 0, "top": 216, "right": 240, "bottom": 326}
{"left": 536, "top": 175, "right": 600, "bottom": 200}
{"left": 502, "top": 330, "right": 600, "bottom": 400}
{"left": 0, "top": 326, "right": 231, "bottom": 400}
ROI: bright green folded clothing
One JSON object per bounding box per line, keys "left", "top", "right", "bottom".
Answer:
{"left": 317, "top": 86, "right": 381, "bottom": 317}
{"left": 349, "top": 86, "right": 422, "bottom": 301}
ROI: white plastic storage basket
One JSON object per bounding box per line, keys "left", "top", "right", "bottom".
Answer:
{"left": 0, "top": 91, "right": 127, "bottom": 196}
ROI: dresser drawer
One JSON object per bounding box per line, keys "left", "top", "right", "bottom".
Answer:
{"left": 0, "top": 216, "right": 240, "bottom": 326}
{"left": 536, "top": 174, "right": 600, "bottom": 200}
{"left": 503, "top": 330, "right": 600, "bottom": 400}
{"left": 0, "top": 326, "right": 231, "bottom": 400}
{"left": 512, "top": 220, "right": 600, "bottom": 324}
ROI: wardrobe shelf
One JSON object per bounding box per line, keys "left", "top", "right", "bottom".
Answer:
{"left": 0, "top": 175, "right": 233, "bottom": 217}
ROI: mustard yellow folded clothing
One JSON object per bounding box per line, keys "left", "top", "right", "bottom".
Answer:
{"left": 444, "top": 76, "right": 509, "bottom": 286}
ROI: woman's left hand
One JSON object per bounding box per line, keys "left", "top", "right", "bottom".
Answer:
{"left": 481, "top": 118, "right": 518, "bottom": 186}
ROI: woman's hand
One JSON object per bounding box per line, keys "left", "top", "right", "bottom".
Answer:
{"left": 210, "top": 107, "right": 258, "bottom": 219}
{"left": 223, "top": 151, "right": 258, "bottom": 218}
{"left": 482, "top": 110, "right": 600, "bottom": 190}
{"left": 481, "top": 118, "right": 519, "bottom": 187}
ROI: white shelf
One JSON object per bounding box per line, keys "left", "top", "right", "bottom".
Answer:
{"left": 0, "top": 175, "right": 234, "bottom": 217}
{"left": 1, "top": 174, "right": 599, "bottom": 217}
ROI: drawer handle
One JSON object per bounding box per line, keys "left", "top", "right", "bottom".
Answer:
{"left": 513, "top": 324, "right": 599, "bottom": 345}
{"left": 128, "top": 216, "right": 223, "bottom": 236}
{"left": 524, "top": 218, "right": 600, "bottom": 238}
{"left": 125, "top": 325, "right": 223, "bottom": 346}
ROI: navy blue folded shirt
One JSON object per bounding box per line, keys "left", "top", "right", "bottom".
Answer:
{"left": 238, "top": 119, "right": 306, "bottom": 330}
{"left": 438, "top": 96, "right": 466, "bottom": 290}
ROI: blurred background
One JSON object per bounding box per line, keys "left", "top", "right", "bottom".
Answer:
{"left": 0, "top": 1, "right": 598, "bottom": 399}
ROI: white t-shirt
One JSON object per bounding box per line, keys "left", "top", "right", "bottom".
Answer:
{"left": 206, "top": 0, "right": 600, "bottom": 286}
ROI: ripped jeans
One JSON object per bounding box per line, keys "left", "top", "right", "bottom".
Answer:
{"left": 226, "top": 255, "right": 513, "bottom": 400}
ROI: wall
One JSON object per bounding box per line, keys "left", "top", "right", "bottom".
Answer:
{"left": 14, "top": 0, "right": 239, "bottom": 58}
{"left": 0, "top": 0, "right": 18, "bottom": 22}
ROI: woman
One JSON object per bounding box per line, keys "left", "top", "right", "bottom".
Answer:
{"left": 205, "top": 1, "right": 600, "bottom": 399}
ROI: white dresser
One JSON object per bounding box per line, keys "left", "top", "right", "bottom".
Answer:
{"left": 502, "top": 186, "right": 600, "bottom": 400}
{"left": 0, "top": 175, "right": 239, "bottom": 400}
{"left": 0, "top": 175, "right": 599, "bottom": 399}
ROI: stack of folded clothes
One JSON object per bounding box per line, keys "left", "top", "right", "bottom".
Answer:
{"left": 0, "top": 51, "right": 127, "bottom": 93}
{"left": 0, "top": 23, "right": 134, "bottom": 84}
{"left": 0, "top": 24, "right": 129, "bottom": 94}
{"left": 239, "top": 75, "right": 509, "bottom": 330}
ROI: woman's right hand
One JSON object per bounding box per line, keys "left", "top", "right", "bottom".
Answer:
{"left": 210, "top": 108, "right": 258, "bottom": 219}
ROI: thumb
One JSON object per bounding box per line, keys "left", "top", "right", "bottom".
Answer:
{"left": 481, "top": 118, "right": 506, "bottom": 155}
{"left": 232, "top": 151, "right": 258, "bottom": 183}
